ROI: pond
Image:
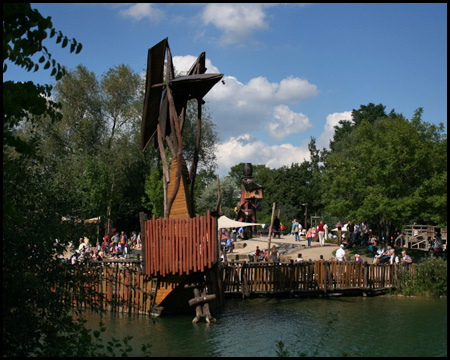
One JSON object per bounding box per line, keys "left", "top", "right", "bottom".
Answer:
{"left": 83, "top": 296, "right": 447, "bottom": 357}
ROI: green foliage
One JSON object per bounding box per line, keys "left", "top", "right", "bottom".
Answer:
{"left": 3, "top": 5, "right": 152, "bottom": 356}
{"left": 3, "top": 3, "right": 83, "bottom": 156}
{"left": 3, "top": 3, "right": 81, "bottom": 77}
{"left": 321, "top": 108, "right": 447, "bottom": 234}
{"left": 395, "top": 258, "right": 447, "bottom": 297}
{"left": 142, "top": 159, "right": 165, "bottom": 217}
{"left": 226, "top": 139, "right": 325, "bottom": 226}
{"left": 196, "top": 176, "right": 240, "bottom": 218}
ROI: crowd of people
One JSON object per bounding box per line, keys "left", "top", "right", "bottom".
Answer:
{"left": 218, "top": 217, "right": 443, "bottom": 265}
{"left": 68, "top": 230, "right": 141, "bottom": 264}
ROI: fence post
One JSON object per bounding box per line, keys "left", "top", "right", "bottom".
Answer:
{"left": 363, "top": 262, "right": 369, "bottom": 290}
{"left": 139, "top": 212, "right": 147, "bottom": 265}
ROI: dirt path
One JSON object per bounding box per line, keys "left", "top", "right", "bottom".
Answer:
{"left": 230, "top": 235, "right": 339, "bottom": 261}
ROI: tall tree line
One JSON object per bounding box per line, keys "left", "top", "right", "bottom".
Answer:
{"left": 226, "top": 104, "right": 446, "bottom": 237}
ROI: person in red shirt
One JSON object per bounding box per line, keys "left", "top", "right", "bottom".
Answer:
{"left": 318, "top": 221, "right": 325, "bottom": 246}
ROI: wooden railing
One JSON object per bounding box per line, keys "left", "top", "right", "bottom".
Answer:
{"left": 144, "top": 211, "right": 218, "bottom": 277}
{"left": 223, "top": 261, "right": 415, "bottom": 296}
{"left": 65, "top": 265, "right": 155, "bottom": 315}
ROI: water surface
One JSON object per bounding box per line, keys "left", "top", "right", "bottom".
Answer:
{"left": 84, "top": 296, "right": 447, "bottom": 357}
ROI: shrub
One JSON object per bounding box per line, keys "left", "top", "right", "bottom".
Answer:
{"left": 395, "top": 258, "right": 447, "bottom": 296}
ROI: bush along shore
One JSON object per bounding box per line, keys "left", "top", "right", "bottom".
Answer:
{"left": 335, "top": 246, "right": 447, "bottom": 297}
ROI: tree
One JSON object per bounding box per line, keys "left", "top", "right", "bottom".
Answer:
{"left": 3, "top": 3, "right": 81, "bottom": 155}
{"left": 322, "top": 106, "right": 447, "bottom": 236}
{"left": 3, "top": 3, "right": 96, "bottom": 356}
{"left": 196, "top": 176, "right": 239, "bottom": 218}
{"left": 34, "top": 64, "right": 149, "bottom": 230}
{"left": 328, "top": 103, "right": 387, "bottom": 152}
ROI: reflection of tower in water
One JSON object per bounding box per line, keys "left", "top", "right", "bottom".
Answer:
{"left": 235, "top": 163, "right": 264, "bottom": 239}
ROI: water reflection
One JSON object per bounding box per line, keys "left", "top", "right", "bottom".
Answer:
{"left": 83, "top": 297, "right": 447, "bottom": 357}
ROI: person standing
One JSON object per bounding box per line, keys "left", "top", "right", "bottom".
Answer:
{"left": 335, "top": 244, "right": 346, "bottom": 261}
{"left": 361, "top": 221, "right": 369, "bottom": 246}
{"left": 347, "top": 221, "right": 354, "bottom": 245}
{"left": 401, "top": 250, "right": 413, "bottom": 264}
{"left": 120, "top": 231, "right": 127, "bottom": 254}
{"left": 112, "top": 232, "right": 119, "bottom": 245}
{"left": 269, "top": 245, "right": 280, "bottom": 263}
{"left": 318, "top": 221, "right": 325, "bottom": 246}
{"left": 353, "top": 222, "right": 360, "bottom": 245}
{"left": 273, "top": 216, "right": 281, "bottom": 238}
{"left": 307, "top": 229, "right": 313, "bottom": 247}
{"left": 292, "top": 219, "right": 300, "bottom": 242}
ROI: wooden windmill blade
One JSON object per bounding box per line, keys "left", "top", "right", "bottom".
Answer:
{"left": 141, "top": 38, "right": 168, "bottom": 152}
{"left": 188, "top": 52, "right": 206, "bottom": 75}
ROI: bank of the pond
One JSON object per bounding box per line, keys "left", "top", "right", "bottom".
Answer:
{"left": 83, "top": 296, "right": 447, "bottom": 357}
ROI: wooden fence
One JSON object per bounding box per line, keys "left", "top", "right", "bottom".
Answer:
{"left": 67, "top": 264, "right": 156, "bottom": 315}
{"left": 144, "top": 211, "right": 218, "bottom": 277}
{"left": 223, "top": 261, "right": 415, "bottom": 297}
{"left": 64, "top": 260, "right": 417, "bottom": 316}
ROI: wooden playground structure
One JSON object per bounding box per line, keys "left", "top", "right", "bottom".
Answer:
{"left": 402, "top": 224, "right": 447, "bottom": 251}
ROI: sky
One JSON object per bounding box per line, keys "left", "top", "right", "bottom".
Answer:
{"left": 5, "top": 3, "right": 447, "bottom": 176}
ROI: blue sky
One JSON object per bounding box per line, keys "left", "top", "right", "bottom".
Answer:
{"left": 5, "top": 3, "right": 447, "bottom": 176}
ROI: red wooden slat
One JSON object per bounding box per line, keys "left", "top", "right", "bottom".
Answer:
{"left": 143, "top": 214, "right": 222, "bottom": 277}
{"left": 190, "top": 218, "right": 197, "bottom": 271}
{"left": 178, "top": 218, "right": 182, "bottom": 275}
{"left": 188, "top": 217, "right": 192, "bottom": 273}
{"left": 168, "top": 219, "right": 172, "bottom": 275}
{"left": 174, "top": 219, "right": 178, "bottom": 274}
{"left": 189, "top": 218, "right": 192, "bottom": 272}
{"left": 151, "top": 216, "right": 155, "bottom": 275}
{"left": 202, "top": 214, "right": 206, "bottom": 270}
{"left": 148, "top": 218, "right": 151, "bottom": 275}
{"left": 135, "top": 271, "right": 140, "bottom": 312}
{"left": 196, "top": 215, "right": 201, "bottom": 272}
{"left": 207, "top": 211, "right": 212, "bottom": 268}
{"left": 187, "top": 218, "right": 193, "bottom": 271}
{"left": 162, "top": 218, "right": 166, "bottom": 276}
{"left": 182, "top": 218, "right": 186, "bottom": 275}
{"left": 212, "top": 215, "right": 217, "bottom": 264}
{"left": 150, "top": 216, "right": 154, "bottom": 275}
{"left": 153, "top": 219, "right": 161, "bottom": 275}
{"left": 162, "top": 219, "right": 164, "bottom": 274}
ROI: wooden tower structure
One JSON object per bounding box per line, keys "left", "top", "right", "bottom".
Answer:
{"left": 235, "top": 163, "right": 264, "bottom": 238}
{"left": 140, "top": 38, "right": 224, "bottom": 318}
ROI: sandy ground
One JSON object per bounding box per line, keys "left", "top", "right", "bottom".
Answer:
{"left": 226, "top": 234, "right": 341, "bottom": 262}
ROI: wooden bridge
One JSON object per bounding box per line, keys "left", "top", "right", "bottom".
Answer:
{"left": 223, "top": 260, "right": 415, "bottom": 297}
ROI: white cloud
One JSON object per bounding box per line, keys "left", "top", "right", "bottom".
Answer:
{"left": 276, "top": 77, "right": 319, "bottom": 103}
{"left": 205, "top": 74, "right": 318, "bottom": 141}
{"left": 317, "top": 111, "right": 353, "bottom": 149}
{"left": 202, "top": 4, "right": 268, "bottom": 45}
{"left": 215, "top": 134, "right": 311, "bottom": 176}
{"left": 118, "top": 3, "right": 163, "bottom": 22}
{"left": 268, "top": 105, "right": 312, "bottom": 141}
{"left": 172, "top": 55, "right": 219, "bottom": 75}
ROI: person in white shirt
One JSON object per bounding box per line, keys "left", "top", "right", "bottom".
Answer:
{"left": 335, "top": 244, "right": 346, "bottom": 261}
{"left": 388, "top": 248, "right": 399, "bottom": 264}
